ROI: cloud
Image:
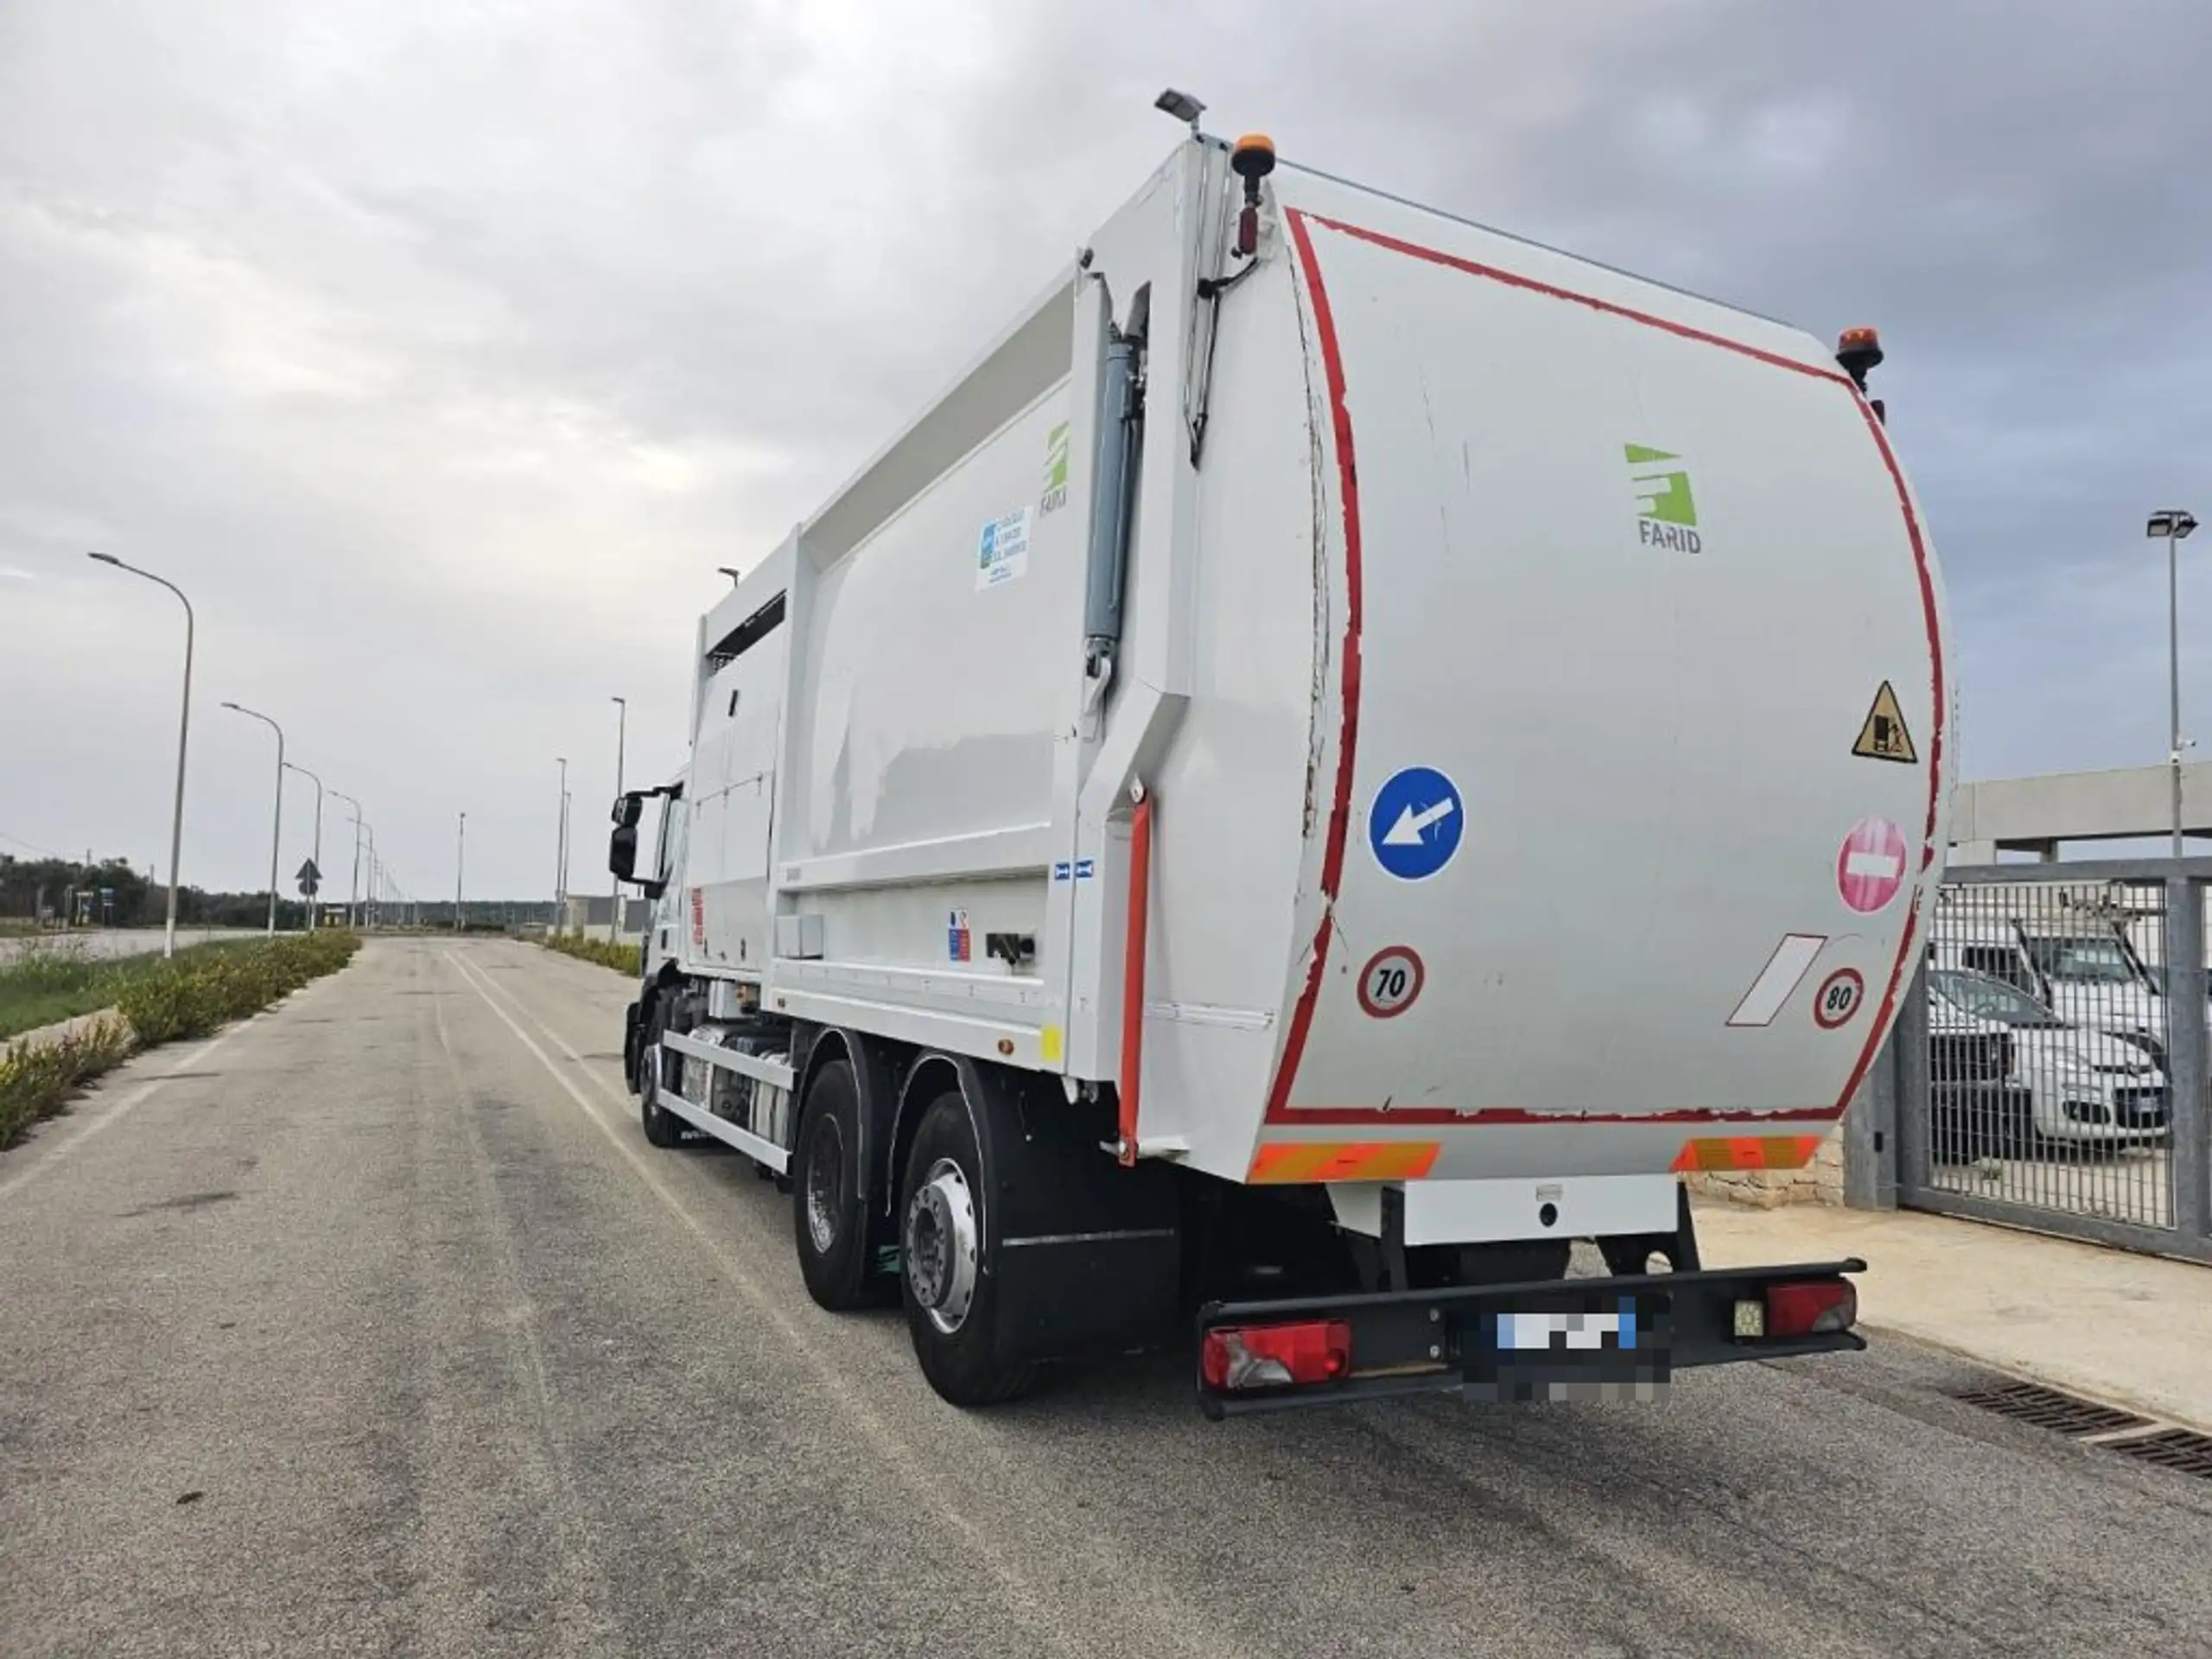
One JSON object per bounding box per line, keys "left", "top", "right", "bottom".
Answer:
{"left": 2, "top": 0, "right": 2208, "bottom": 896}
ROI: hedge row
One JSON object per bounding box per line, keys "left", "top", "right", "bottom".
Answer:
{"left": 0, "top": 931, "right": 363, "bottom": 1149}
{"left": 541, "top": 931, "right": 641, "bottom": 975}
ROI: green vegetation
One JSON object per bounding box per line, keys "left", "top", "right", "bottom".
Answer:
{"left": 114, "top": 931, "right": 362, "bottom": 1045}
{"left": 541, "top": 931, "right": 642, "bottom": 975}
{"left": 0, "top": 938, "right": 258, "bottom": 1040}
{"left": 0, "top": 931, "right": 363, "bottom": 1149}
{"left": 0, "top": 1015, "right": 132, "bottom": 1149}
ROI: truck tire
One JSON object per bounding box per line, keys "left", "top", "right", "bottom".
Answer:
{"left": 792, "top": 1059, "right": 873, "bottom": 1311}
{"left": 639, "top": 1003, "right": 686, "bottom": 1149}
{"left": 899, "top": 1090, "right": 1038, "bottom": 1407}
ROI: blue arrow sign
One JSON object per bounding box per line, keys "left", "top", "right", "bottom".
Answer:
{"left": 1367, "top": 765, "right": 1465, "bottom": 881}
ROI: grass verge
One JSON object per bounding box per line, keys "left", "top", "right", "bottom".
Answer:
{"left": 0, "top": 931, "right": 363, "bottom": 1150}
{"left": 541, "top": 931, "right": 642, "bottom": 975}
{"left": 0, "top": 938, "right": 265, "bottom": 1041}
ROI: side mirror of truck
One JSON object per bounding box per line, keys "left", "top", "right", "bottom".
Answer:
{"left": 609, "top": 823, "right": 639, "bottom": 883}
{"left": 614, "top": 791, "right": 643, "bottom": 830}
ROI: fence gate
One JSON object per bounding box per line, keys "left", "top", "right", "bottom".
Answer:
{"left": 1893, "top": 860, "right": 2211, "bottom": 1263}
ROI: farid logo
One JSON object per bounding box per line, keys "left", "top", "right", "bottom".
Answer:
{"left": 1626, "top": 443, "right": 1702, "bottom": 552}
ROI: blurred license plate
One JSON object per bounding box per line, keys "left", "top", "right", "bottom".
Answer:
{"left": 1467, "top": 1295, "right": 1669, "bottom": 1402}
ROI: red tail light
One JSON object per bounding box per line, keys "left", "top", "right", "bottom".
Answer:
{"left": 1201, "top": 1320, "right": 1353, "bottom": 1391}
{"left": 1765, "top": 1279, "right": 1857, "bottom": 1338}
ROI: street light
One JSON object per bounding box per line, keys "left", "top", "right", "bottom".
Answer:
{"left": 555, "top": 755, "right": 569, "bottom": 935}
{"left": 364, "top": 823, "right": 377, "bottom": 930}
{"left": 86, "top": 552, "right": 193, "bottom": 958}
{"left": 455, "top": 811, "right": 467, "bottom": 933}
{"left": 221, "top": 701, "right": 285, "bottom": 936}
{"left": 332, "top": 791, "right": 364, "bottom": 929}
{"left": 609, "top": 695, "right": 628, "bottom": 944}
{"left": 2147, "top": 510, "right": 2198, "bottom": 859}
{"left": 283, "top": 760, "right": 324, "bottom": 931}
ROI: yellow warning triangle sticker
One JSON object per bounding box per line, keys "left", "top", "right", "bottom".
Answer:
{"left": 1852, "top": 680, "right": 1917, "bottom": 764}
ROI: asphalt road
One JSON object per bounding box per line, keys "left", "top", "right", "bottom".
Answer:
{"left": 4, "top": 938, "right": 2209, "bottom": 1659}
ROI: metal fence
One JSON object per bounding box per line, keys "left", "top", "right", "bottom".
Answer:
{"left": 1886, "top": 859, "right": 2210, "bottom": 1262}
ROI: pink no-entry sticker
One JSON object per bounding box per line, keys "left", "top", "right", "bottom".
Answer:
{"left": 1836, "top": 817, "right": 1909, "bottom": 913}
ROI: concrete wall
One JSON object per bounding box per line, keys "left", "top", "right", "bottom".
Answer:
{"left": 1953, "top": 761, "right": 2212, "bottom": 861}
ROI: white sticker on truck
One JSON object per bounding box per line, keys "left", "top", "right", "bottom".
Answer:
{"left": 976, "top": 506, "right": 1032, "bottom": 590}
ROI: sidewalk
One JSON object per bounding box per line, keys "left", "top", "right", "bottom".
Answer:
{"left": 1695, "top": 1201, "right": 2212, "bottom": 1434}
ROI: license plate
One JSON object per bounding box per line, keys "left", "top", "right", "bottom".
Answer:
{"left": 1466, "top": 1294, "right": 1669, "bottom": 1402}
{"left": 1497, "top": 1306, "right": 1637, "bottom": 1351}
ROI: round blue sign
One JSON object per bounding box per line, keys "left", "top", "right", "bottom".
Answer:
{"left": 1367, "top": 765, "right": 1465, "bottom": 882}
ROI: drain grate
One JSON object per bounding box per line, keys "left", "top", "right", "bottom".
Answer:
{"left": 2105, "top": 1429, "right": 2212, "bottom": 1480}
{"left": 1948, "top": 1380, "right": 2149, "bottom": 1438}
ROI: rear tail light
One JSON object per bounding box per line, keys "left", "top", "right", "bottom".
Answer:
{"left": 1200, "top": 1320, "right": 1353, "bottom": 1392}
{"left": 1761, "top": 1279, "right": 1858, "bottom": 1338}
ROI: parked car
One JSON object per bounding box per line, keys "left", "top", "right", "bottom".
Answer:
{"left": 1925, "top": 969, "right": 2169, "bottom": 1157}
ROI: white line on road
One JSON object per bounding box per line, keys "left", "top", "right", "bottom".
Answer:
{"left": 438, "top": 948, "right": 1218, "bottom": 1659}
{"left": 0, "top": 1023, "right": 248, "bottom": 1204}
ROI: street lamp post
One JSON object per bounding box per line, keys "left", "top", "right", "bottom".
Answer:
{"left": 284, "top": 761, "right": 324, "bottom": 931}
{"left": 221, "top": 701, "right": 285, "bottom": 936}
{"left": 86, "top": 553, "right": 193, "bottom": 958}
{"left": 455, "top": 811, "right": 467, "bottom": 933}
{"left": 555, "top": 756, "right": 569, "bottom": 935}
{"left": 332, "top": 792, "right": 364, "bottom": 929}
{"left": 609, "top": 695, "right": 627, "bottom": 944}
{"left": 2148, "top": 510, "right": 2199, "bottom": 860}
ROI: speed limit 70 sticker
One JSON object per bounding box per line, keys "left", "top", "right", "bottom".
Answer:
{"left": 1357, "top": 946, "right": 1426, "bottom": 1019}
{"left": 1813, "top": 968, "right": 1865, "bottom": 1030}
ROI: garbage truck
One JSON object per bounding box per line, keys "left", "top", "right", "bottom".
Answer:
{"left": 607, "top": 105, "right": 1953, "bottom": 1414}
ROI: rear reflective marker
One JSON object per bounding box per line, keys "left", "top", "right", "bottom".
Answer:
{"left": 1670, "top": 1135, "right": 1824, "bottom": 1173}
{"left": 1248, "top": 1141, "right": 1441, "bottom": 1184}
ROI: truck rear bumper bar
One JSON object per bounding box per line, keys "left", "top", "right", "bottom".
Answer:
{"left": 1196, "top": 1258, "right": 1867, "bottom": 1418}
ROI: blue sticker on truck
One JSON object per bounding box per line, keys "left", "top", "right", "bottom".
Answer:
{"left": 1367, "top": 766, "right": 1465, "bottom": 881}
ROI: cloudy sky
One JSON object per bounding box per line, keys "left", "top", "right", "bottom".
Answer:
{"left": 3, "top": 0, "right": 2208, "bottom": 901}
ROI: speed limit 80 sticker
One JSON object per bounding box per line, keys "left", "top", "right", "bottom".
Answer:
{"left": 1357, "top": 946, "right": 1427, "bottom": 1020}
{"left": 1813, "top": 967, "right": 1865, "bottom": 1030}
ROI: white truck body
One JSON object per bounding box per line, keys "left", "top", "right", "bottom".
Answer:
{"left": 620, "top": 124, "right": 1947, "bottom": 1408}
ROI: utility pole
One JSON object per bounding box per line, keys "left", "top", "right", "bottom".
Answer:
{"left": 284, "top": 761, "right": 324, "bottom": 931}
{"left": 2148, "top": 510, "right": 2198, "bottom": 858}
{"left": 609, "top": 694, "right": 627, "bottom": 944}
{"left": 455, "top": 811, "right": 467, "bottom": 932}
{"left": 222, "top": 701, "right": 285, "bottom": 935}
{"left": 554, "top": 756, "right": 569, "bottom": 936}
{"left": 333, "top": 792, "right": 364, "bottom": 929}
{"left": 86, "top": 553, "right": 193, "bottom": 958}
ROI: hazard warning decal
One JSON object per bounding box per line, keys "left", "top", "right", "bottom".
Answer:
{"left": 1852, "top": 680, "right": 1917, "bottom": 764}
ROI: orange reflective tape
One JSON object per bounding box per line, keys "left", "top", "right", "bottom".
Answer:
{"left": 1248, "top": 1140, "right": 1442, "bottom": 1184}
{"left": 1671, "top": 1135, "right": 1824, "bottom": 1173}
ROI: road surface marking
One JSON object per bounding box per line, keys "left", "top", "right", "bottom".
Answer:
{"left": 439, "top": 948, "right": 1230, "bottom": 1659}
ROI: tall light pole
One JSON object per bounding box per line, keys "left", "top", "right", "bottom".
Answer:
{"left": 87, "top": 552, "right": 193, "bottom": 958}
{"left": 332, "top": 791, "right": 364, "bottom": 929}
{"left": 2148, "top": 510, "right": 2198, "bottom": 860}
{"left": 555, "top": 755, "right": 569, "bottom": 935}
{"left": 283, "top": 761, "right": 324, "bottom": 931}
{"left": 455, "top": 811, "right": 467, "bottom": 932}
{"left": 364, "top": 824, "right": 378, "bottom": 930}
{"left": 608, "top": 695, "right": 627, "bottom": 943}
{"left": 221, "top": 701, "right": 284, "bottom": 936}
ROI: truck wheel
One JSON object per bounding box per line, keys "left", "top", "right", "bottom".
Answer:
{"left": 792, "top": 1059, "right": 872, "bottom": 1311}
{"left": 639, "top": 1005, "right": 686, "bottom": 1149}
{"left": 899, "top": 1090, "right": 1037, "bottom": 1407}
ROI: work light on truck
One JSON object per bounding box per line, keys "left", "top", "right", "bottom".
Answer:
{"left": 1200, "top": 1320, "right": 1353, "bottom": 1392}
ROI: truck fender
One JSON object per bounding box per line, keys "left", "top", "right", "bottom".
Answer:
{"left": 890, "top": 1052, "right": 1182, "bottom": 1366}
{"left": 798, "top": 1027, "right": 901, "bottom": 1241}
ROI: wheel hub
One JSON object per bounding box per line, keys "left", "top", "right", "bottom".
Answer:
{"left": 905, "top": 1158, "right": 978, "bottom": 1334}
{"left": 804, "top": 1116, "right": 843, "bottom": 1255}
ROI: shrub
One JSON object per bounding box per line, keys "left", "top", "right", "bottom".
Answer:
{"left": 541, "top": 931, "right": 642, "bottom": 975}
{"left": 0, "top": 1014, "right": 132, "bottom": 1147}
